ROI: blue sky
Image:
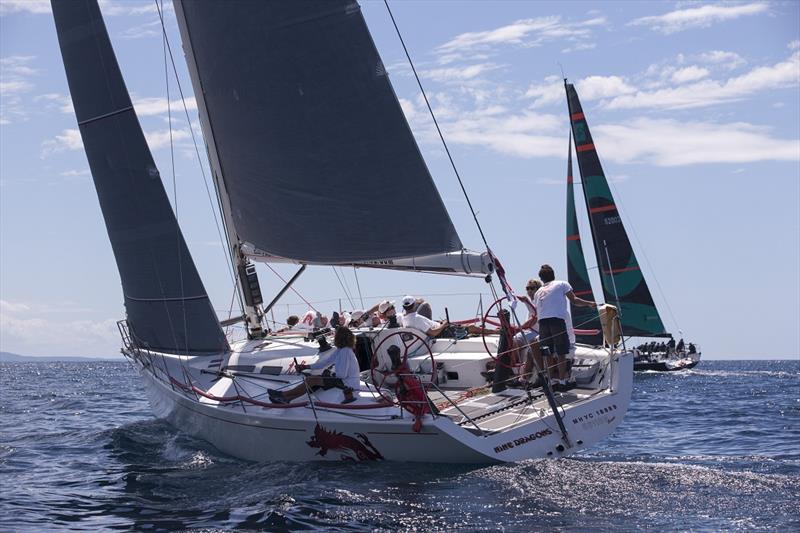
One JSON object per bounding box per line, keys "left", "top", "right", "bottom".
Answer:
{"left": 1, "top": 0, "right": 798, "bottom": 359}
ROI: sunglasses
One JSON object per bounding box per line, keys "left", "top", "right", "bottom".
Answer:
{"left": 526, "top": 287, "right": 537, "bottom": 291}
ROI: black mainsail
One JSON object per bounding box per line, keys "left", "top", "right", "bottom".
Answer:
{"left": 52, "top": 0, "right": 228, "bottom": 355}
{"left": 174, "top": 0, "right": 469, "bottom": 266}
{"left": 565, "top": 82, "right": 668, "bottom": 338}
{"left": 565, "top": 135, "right": 603, "bottom": 345}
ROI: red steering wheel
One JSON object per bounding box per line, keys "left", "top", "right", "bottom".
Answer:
{"left": 481, "top": 297, "right": 525, "bottom": 370}
{"left": 370, "top": 330, "right": 436, "bottom": 405}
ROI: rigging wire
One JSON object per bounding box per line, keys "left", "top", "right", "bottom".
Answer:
{"left": 382, "top": 0, "right": 491, "bottom": 254}
{"left": 604, "top": 177, "right": 683, "bottom": 335}
{"left": 332, "top": 267, "right": 355, "bottom": 309}
{"left": 161, "top": 0, "right": 189, "bottom": 357}
{"left": 353, "top": 266, "right": 366, "bottom": 309}
{"left": 263, "top": 262, "right": 319, "bottom": 313}
{"left": 153, "top": 0, "right": 243, "bottom": 315}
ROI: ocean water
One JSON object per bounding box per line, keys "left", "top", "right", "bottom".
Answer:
{"left": 0, "top": 360, "right": 797, "bottom": 532}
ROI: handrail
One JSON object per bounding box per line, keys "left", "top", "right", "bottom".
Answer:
{"left": 426, "top": 381, "right": 485, "bottom": 437}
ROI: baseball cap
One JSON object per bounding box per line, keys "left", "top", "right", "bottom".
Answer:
{"left": 350, "top": 310, "right": 364, "bottom": 321}
{"left": 401, "top": 295, "right": 415, "bottom": 308}
{"left": 378, "top": 300, "right": 395, "bottom": 314}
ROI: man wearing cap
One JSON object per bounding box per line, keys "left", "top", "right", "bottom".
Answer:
{"left": 400, "top": 295, "right": 449, "bottom": 337}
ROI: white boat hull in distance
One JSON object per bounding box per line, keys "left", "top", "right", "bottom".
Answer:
{"left": 126, "top": 334, "right": 633, "bottom": 463}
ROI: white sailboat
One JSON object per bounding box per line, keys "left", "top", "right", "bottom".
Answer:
{"left": 52, "top": 0, "right": 633, "bottom": 462}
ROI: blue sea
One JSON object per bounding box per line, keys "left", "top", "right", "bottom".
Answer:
{"left": 0, "top": 360, "right": 797, "bottom": 531}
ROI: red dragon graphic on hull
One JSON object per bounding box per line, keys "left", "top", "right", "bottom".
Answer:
{"left": 307, "top": 424, "right": 384, "bottom": 461}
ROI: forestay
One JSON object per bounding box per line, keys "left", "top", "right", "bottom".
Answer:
{"left": 53, "top": 0, "right": 228, "bottom": 355}
{"left": 174, "top": 0, "right": 466, "bottom": 265}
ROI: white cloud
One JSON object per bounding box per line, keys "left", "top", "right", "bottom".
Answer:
{"left": 562, "top": 42, "right": 597, "bottom": 53}
{"left": 593, "top": 118, "right": 799, "bottom": 166}
{"left": 0, "top": 79, "right": 32, "bottom": 93}
{"left": 789, "top": 40, "right": 800, "bottom": 51}
{"left": 40, "top": 129, "right": 83, "bottom": 157}
{"left": 0, "top": 56, "right": 39, "bottom": 123}
{"left": 421, "top": 63, "right": 502, "bottom": 83}
{"left": 671, "top": 66, "right": 710, "bottom": 84}
{"left": 578, "top": 76, "right": 637, "bottom": 99}
{"left": 118, "top": 19, "right": 162, "bottom": 40}
{"left": 525, "top": 75, "right": 635, "bottom": 108}
{"left": 606, "top": 52, "right": 800, "bottom": 110}
{"left": 60, "top": 169, "right": 91, "bottom": 179}
{"left": 0, "top": 300, "right": 31, "bottom": 313}
{"left": 133, "top": 96, "right": 197, "bottom": 116}
{"left": 629, "top": 2, "right": 769, "bottom": 34}
{"left": 696, "top": 50, "right": 747, "bottom": 70}
{"left": 0, "top": 0, "right": 50, "bottom": 15}
{"left": 436, "top": 15, "right": 605, "bottom": 61}
{"left": 144, "top": 128, "right": 191, "bottom": 150}
{"left": 98, "top": 0, "right": 162, "bottom": 17}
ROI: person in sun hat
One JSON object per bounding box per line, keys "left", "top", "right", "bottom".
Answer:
{"left": 377, "top": 299, "right": 400, "bottom": 328}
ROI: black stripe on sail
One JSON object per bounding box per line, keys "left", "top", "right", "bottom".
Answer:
{"left": 52, "top": 0, "right": 228, "bottom": 355}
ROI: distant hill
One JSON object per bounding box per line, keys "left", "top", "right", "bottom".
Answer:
{"left": 0, "top": 351, "right": 121, "bottom": 363}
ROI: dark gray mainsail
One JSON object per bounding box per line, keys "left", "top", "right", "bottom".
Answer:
{"left": 52, "top": 0, "right": 228, "bottom": 355}
{"left": 174, "top": 0, "right": 464, "bottom": 265}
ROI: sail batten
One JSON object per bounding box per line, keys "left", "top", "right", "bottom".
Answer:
{"left": 174, "top": 0, "right": 463, "bottom": 265}
{"left": 53, "top": 0, "right": 228, "bottom": 356}
{"left": 565, "top": 82, "right": 667, "bottom": 338}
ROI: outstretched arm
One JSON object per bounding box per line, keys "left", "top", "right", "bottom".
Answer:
{"left": 566, "top": 291, "right": 595, "bottom": 308}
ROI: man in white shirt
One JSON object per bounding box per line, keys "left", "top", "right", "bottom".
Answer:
{"left": 400, "top": 295, "right": 449, "bottom": 337}
{"left": 532, "top": 264, "right": 595, "bottom": 391}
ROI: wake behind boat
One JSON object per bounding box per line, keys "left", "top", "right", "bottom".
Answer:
{"left": 52, "top": 0, "right": 632, "bottom": 462}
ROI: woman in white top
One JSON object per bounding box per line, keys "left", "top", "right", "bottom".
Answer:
{"left": 269, "top": 326, "right": 361, "bottom": 404}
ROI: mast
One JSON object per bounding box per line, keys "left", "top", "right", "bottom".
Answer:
{"left": 173, "top": 1, "right": 266, "bottom": 338}
{"left": 565, "top": 133, "right": 603, "bottom": 345}
{"left": 564, "top": 80, "right": 668, "bottom": 338}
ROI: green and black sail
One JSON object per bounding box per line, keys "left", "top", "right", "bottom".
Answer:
{"left": 565, "top": 81, "right": 668, "bottom": 337}
{"left": 565, "top": 135, "right": 603, "bottom": 345}
{"left": 52, "top": 0, "right": 228, "bottom": 355}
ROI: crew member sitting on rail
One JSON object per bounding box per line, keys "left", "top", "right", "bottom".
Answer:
{"left": 268, "top": 326, "right": 360, "bottom": 404}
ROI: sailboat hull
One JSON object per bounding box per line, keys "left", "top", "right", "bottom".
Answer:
{"left": 130, "top": 340, "right": 633, "bottom": 463}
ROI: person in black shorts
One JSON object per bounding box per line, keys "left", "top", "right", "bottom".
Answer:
{"left": 533, "top": 264, "right": 596, "bottom": 391}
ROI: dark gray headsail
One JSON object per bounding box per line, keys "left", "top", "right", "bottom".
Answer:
{"left": 52, "top": 0, "right": 228, "bottom": 355}
{"left": 174, "top": 0, "right": 464, "bottom": 265}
